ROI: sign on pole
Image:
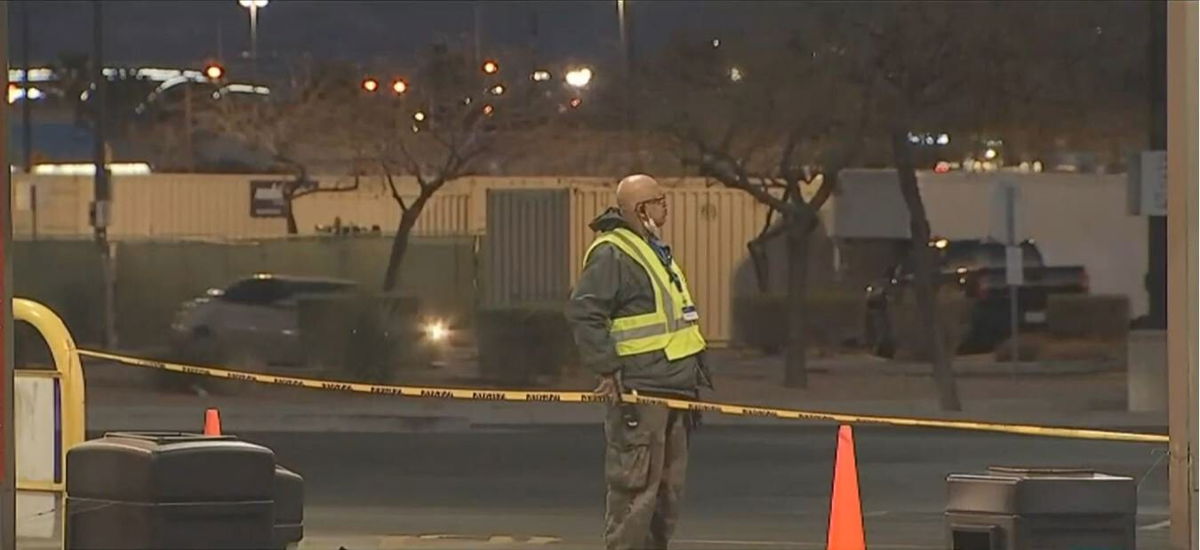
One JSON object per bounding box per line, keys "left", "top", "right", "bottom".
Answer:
{"left": 1127, "top": 150, "right": 1167, "bottom": 216}
{"left": 988, "top": 181, "right": 1023, "bottom": 244}
{"left": 1006, "top": 246, "right": 1025, "bottom": 287}
{"left": 250, "top": 179, "right": 316, "bottom": 218}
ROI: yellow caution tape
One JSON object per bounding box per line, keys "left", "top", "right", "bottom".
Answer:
{"left": 78, "top": 349, "right": 1169, "bottom": 444}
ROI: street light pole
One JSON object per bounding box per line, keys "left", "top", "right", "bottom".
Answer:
{"left": 238, "top": 0, "right": 268, "bottom": 79}
{"left": 92, "top": 1, "right": 116, "bottom": 348}
{"left": 20, "top": 0, "right": 31, "bottom": 173}
{"left": 617, "top": 0, "right": 637, "bottom": 170}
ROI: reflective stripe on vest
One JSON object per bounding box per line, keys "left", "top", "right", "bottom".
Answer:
{"left": 584, "top": 227, "right": 707, "bottom": 360}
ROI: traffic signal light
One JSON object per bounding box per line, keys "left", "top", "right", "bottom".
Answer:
{"left": 361, "top": 77, "right": 380, "bottom": 92}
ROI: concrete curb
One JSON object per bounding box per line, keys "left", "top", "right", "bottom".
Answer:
{"left": 808, "top": 360, "right": 1124, "bottom": 377}
{"left": 86, "top": 399, "right": 1168, "bottom": 435}
{"left": 88, "top": 405, "right": 471, "bottom": 434}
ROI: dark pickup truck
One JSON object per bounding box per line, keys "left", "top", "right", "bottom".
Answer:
{"left": 863, "top": 238, "right": 1089, "bottom": 356}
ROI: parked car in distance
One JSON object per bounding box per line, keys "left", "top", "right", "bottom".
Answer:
{"left": 863, "top": 238, "right": 1089, "bottom": 357}
{"left": 170, "top": 274, "right": 358, "bottom": 368}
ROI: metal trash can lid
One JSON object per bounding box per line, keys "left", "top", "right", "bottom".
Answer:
{"left": 947, "top": 465, "right": 1136, "bottom": 515}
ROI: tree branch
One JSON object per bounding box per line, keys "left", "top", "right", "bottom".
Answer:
{"left": 292, "top": 173, "right": 361, "bottom": 200}
{"left": 680, "top": 132, "right": 791, "bottom": 212}
{"left": 380, "top": 160, "right": 409, "bottom": 212}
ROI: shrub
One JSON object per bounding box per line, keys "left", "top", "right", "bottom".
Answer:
{"left": 299, "top": 293, "right": 425, "bottom": 383}
{"left": 476, "top": 304, "right": 578, "bottom": 386}
{"left": 889, "top": 291, "right": 972, "bottom": 361}
{"left": 1047, "top": 294, "right": 1130, "bottom": 341}
{"left": 732, "top": 289, "right": 865, "bottom": 355}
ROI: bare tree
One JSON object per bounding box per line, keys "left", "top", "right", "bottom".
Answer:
{"left": 198, "top": 61, "right": 364, "bottom": 234}
{"left": 645, "top": 30, "right": 872, "bottom": 388}
{"left": 357, "top": 44, "right": 558, "bottom": 291}
{"left": 783, "top": 1, "right": 1127, "bottom": 410}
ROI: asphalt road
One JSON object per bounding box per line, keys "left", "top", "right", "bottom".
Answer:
{"left": 228, "top": 425, "right": 1172, "bottom": 550}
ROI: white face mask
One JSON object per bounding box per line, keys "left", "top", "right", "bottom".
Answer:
{"left": 640, "top": 210, "right": 661, "bottom": 238}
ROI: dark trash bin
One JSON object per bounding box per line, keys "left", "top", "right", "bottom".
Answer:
{"left": 946, "top": 466, "right": 1136, "bottom": 550}
{"left": 65, "top": 432, "right": 276, "bottom": 550}
{"left": 273, "top": 465, "right": 305, "bottom": 549}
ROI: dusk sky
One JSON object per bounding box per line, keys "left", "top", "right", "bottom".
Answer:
{"left": 12, "top": 1, "right": 800, "bottom": 68}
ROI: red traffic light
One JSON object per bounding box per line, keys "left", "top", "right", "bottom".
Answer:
{"left": 569, "top": 97, "right": 583, "bottom": 108}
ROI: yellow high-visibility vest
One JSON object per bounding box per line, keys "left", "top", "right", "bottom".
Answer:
{"left": 584, "top": 227, "right": 707, "bottom": 360}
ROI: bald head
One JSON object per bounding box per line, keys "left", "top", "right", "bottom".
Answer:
{"left": 616, "top": 174, "right": 667, "bottom": 233}
{"left": 616, "top": 174, "right": 661, "bottom": 213}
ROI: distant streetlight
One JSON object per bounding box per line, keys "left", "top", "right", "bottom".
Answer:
{"left": 482, "top": 60, "right": 499, "bottom": 74}
{"left": 204, "top": 62, "right": 226, "bottom": 80}
{"left": 712, "top": 38, "right": 721, "bottom": 48}
{"left": 984, "top": 148, "right": 998, "bottom": 160}
{"left": 391, "top": 79, "right": 408, "bottom": 94}
{"left": 729, "top": 66, "right": 744, "bottom": 82}
{"left": 237, "top": 0, "right": 268, "bottom": 73}
{"left": 569, "top": 97, "right": 582, "bottom": 108}
{"left": 565, "top": 67, "right": 593, "bottom": 88}
{"left": 482, "top": 104, "right": 494, "bottom": 116}
{"left": 531, "top": 70, "right": 552, "bottom": 82}
{"left": 361, "top": 77, "right": 379, "bottom": 92}
{"left": 488, "top": 84, "right": 505, "bottom": 96}
{"left": 413, "top": 111, "right": 426, "bottom": 122}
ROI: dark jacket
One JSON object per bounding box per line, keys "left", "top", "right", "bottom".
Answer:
{"left": 565, "top": 208, "right": 712, "bottom": 397}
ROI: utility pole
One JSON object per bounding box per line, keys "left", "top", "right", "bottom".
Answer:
{"left": 1147, "top": 0, "right": 1167, "bottom": 329}
{"left": 0, "top": 4, "right": 15, "bottom": 549}
{"left": 1165, "top": 1, "right": 1198, "bottom": 548}
{"left": 617, "top": 0, "right": 638, "bottom": 170}
{"left": 472, "top": 1, "right": 482, "bottom": 70}
{"left": 20, "top": 1, "right": 31, "bottom": 173}
{"left": 184, "top": 84, "right": 194, "bottom": 172}
{"left": 92, "top": 2, "right": 116, "bottom": 348}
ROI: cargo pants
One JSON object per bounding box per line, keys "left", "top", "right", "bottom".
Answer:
{"left": 603, "top": 403, "right": 693, "bottom": 550}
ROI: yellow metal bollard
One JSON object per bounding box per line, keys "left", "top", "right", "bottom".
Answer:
{"left": 14, "top": 298, "right": 86, "bottom": 542}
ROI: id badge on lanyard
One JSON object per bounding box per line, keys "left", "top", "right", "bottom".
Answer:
{"left": 682, "top": 304, "right": 699, "bottom": 322}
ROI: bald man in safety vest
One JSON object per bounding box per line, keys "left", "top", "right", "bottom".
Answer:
{"left": 566, "top": 174, "right": 713, "bottom": 550}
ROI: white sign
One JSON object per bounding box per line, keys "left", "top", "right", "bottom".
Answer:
{"left": 1140, "top": 150, "right": 1167, "bottom": 216}
{"left": 989, "top": 181, "right": 1022, "bottom": 244}
{"left": 1006, "top": 245, "right": 1024, "bottom": 286}
{"left": 1128, "top": 150, "right": 1167, "bottom": 216}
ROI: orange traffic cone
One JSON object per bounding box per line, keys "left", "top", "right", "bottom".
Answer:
{"left": 826, "top": 425, "right": 866, "bottom": 550}
{"left": 203, "top": 408, "right": 222, "bottom": 436}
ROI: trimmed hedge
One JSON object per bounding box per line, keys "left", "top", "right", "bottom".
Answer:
{"left": 734, "top": 288, "right": 970, "bottom": 360}
{"left": 476, "top": 305, "right": 578, "bottom": 385}
{"left": 1047, "top": 294, "right": 1130, "bottom": 341}
{"left": 888, "top": 291, "right": 971, "bottom": 361}
{"left": 994, "top": 334, "right": 1125, "bottom": 363}
{"left": 298, "top": 293, "right": 427, "bottom": 382}
{"left": 732, "top": 290, "right": 866, "bottom": 355}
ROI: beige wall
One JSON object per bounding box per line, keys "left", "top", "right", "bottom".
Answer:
{"left": 832, "top": 170, "right": 1150, "bottom": 316}
{"left": 12, "top": 171, "right": 1146, "bottom": 340}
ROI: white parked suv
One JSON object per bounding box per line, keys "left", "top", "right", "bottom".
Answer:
{"left": 169, "top": 274, "right": 358, "bottom": 368}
